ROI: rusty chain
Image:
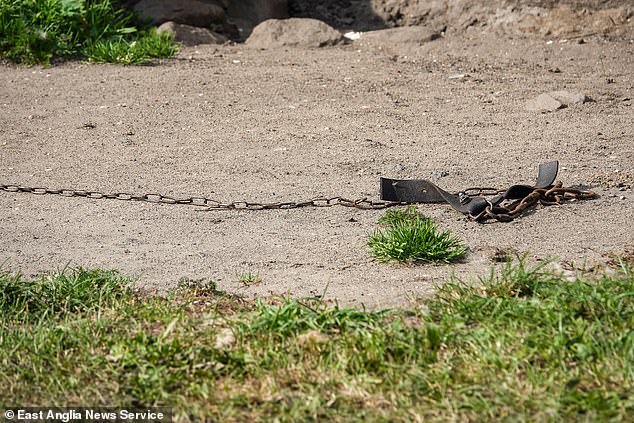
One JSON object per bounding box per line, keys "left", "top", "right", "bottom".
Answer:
{"left": 0, "top": 183, "right": 403, "bottom": 210}
{"left": 0, "top": 182, "right": 595, "bottom": 220}
{"left": 472, "top": 182, "right": 597, "bottom": 222}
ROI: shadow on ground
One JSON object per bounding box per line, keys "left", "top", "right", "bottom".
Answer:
{"left": 288, "top": 0, "right": 386, "bottom": 31}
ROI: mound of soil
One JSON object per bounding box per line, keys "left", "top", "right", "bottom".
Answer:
{"left": 289, "top": 0, "right": 633, "bottom": 38}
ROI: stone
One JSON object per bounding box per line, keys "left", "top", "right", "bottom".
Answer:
{"left": 359, "top": 26, "right": 440, "bottom": 45}
{"left": 157, "top": 22, "right": 228, "bottom": 46}
{"left": 525, "top": 93, "right": 563, "bottom": 113}
{"left": 526, "top": 91, "right": 591, "bottom": 112}
{"left": 548, "top": 90, "right": 590, "bottom": 106}
{"left": 431, "top": 169, "right": 449, "bottom": 179}
{"left": 214, "top": 327, "right": 236, "bottom": 349}
{"left": 246, "top": 18, "right": 343, "bottom": 49}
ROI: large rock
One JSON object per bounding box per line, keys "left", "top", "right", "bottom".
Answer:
{"left": 157, "top": 22, "right": 228, "bottom": 46}
{"left": 246, "top": 18, "right": 343, "bottom": 49}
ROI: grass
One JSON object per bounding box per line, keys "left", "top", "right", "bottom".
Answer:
{"left": 368, "top": 206, "right": 468, "bottom": 263}
{"left": 85, "top": 29, "right": 176, "bottom": 65}
{"left": 1, "top": 260, "right": 633, "bottom": 421}
{"left": 0, "top": 0, "right": 177, "bottom": 65}
{"left": 237, "top": 271, "right": 262, "bottom": 287}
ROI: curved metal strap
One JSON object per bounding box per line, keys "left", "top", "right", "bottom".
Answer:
{"left": 503, "top": 160, "right": 558, "bottom": 199}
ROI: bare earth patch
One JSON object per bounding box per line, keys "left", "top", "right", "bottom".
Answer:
{"left": 1, "top": 30, "right": 633, "bottom": 307}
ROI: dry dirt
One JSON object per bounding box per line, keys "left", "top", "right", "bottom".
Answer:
{"left": 1, "top": 27, "right": 633, "bottom": 307}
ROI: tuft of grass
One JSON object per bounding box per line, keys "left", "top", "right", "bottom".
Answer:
{"left": 0, "top": 267, "right": 131, "bottom": 320}
{"left": 176, "top": 276, "right": 221, "bottom": 297}
{"left": 368, "top": 206, "right": 468, "bottom": 263}
{"left": 86, "top": 29, "right": 176, "bottom": 65}
{"left": 0, "top": 0, "right": 177, "bottom": 65}
{"left": 237, "top": 271, "right": 262, "bottom": 287}
{"left": 1, "top": 260, "right": 633, "bottom": 421}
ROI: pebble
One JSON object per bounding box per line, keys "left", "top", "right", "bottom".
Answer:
{"left": 525, "top": 93, "right": 562, "bottom": 112}
{"left": 431, "top": 169, "right": 449, "bottom": 178}
{"left": 525, "top": 90, "right": 589, "bottom": 112}
{"left": 549, "top": 91, "right": 589, "bottom": 105}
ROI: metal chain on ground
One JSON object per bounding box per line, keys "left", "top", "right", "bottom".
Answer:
{"left": 0, "top": 183, "right": 403, "bottom": 210}
{"left": 0, "top": 182, "right": 596, "bottom": 219}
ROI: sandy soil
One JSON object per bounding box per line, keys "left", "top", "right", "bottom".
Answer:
{"left": 1, "top": 30, "right": 633, "bottom": 308}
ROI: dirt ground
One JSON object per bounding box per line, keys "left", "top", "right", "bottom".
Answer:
{"left": 1, "top": 18, "right": 633, "bottom": 307}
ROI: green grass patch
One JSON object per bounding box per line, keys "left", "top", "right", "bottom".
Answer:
{"left": 1, "top": 261, "right": 633, "bottom": 421}
{"left": 0, "top": 267, "right": 131, "bottom": 319}
{"left": 0, "top": 0, "right": 177, "bottom": 65}
{"left": 368, "top": 206, "right": 468, "bottom": 263}
{"left": 237, "top": 270, "right": 262, "bottom": 287}
{"left": 85, "top": 28, "right": 176, "bottom": 65}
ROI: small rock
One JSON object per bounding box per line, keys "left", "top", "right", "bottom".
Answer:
{"left": 246, "top": 18, "right": 343, "bottom": 49}
{"left": 344, "top": 31, "right": 362, "bottom": 40}
{"left": 157, "top": 22, "right": 228, "bottom": 46}
{"left": 548, "top": 90, "right": 590, "bottom": 106}
{"left": 525, "top": 93, "right": 563, "bottom": 112}
{"left": 358, "top": 26, "right": 440, "bottom": 46}
{"left": 525, "top": 90, "right": 590, "bottom": 112}
{"left": 431, "top": 169, "right": 449, "bottom": 178}
{"left": 214, "top": 328, "right": 236, "bottom": 349}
